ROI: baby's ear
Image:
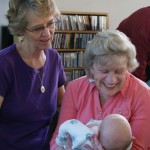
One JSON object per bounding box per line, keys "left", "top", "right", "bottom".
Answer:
{"left": 132, "top": 136, "right": 135, "bottom": 141}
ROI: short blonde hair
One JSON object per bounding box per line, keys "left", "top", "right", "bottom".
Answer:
{"left": 6, "top": 0, "right": 60, "bottom": 35}
{"left": 83, "top": 30, "right": 139, "bottom": 78}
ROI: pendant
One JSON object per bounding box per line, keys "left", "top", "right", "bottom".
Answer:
{"left": 40, "top": 85, "right": 45, "bottom": 93}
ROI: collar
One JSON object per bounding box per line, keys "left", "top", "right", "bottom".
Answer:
{"left": 120, "top": 71, "right": 131, "bottom": 98}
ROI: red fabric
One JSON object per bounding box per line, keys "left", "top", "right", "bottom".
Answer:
{"left": 117, "top": 6, "right": 150, "bottom": 81}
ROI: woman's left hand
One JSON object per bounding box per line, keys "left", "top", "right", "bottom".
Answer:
{"left": 64, "top": 133, "right": 72, "bottom": 150}
{"left": 84, "top": 134, "right": 104, "bottom": 150}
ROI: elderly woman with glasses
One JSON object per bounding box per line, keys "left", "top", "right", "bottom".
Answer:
{"left": 0, "top": 0, "right": 66, "bottom": 150}
{"left": 50, "top": 30, "right": 150, "bottom": 150}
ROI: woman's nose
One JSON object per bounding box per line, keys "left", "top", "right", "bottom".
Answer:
{"left": 106, "top": 72, "right": 117, "bottom": 83}
{"left": 41, "top": 27, "right": 51, "bottom": 36}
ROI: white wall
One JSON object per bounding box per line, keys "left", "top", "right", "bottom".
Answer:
{"left": 0, "top": 0, "right": 150, "bottom": 48}
{"left": 55, "top": 0, "right": 150, "bottom": 29}
{"left": 0, "top": 0, "right": 9, "bottom": 26}
{"left": 0, "top": 0, "right": 9, "bottom": 48}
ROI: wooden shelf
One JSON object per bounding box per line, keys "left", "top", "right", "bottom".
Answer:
{"left": 55, "top": 30, "right": 100, "bottom": 33}
{"left": 52, "top": 11, "right": 109, "bottom": 83}
{"left": 64, "top": 67, "right": 84, "bottom": 70}
{"left": 57, "top": 48, "right": 84, "bottom": 52}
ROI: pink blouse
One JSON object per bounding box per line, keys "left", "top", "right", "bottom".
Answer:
{"left": 50, "top": 73, "right": 150, "bottom": 150}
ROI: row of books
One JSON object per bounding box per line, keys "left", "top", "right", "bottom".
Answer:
{"left": 52, "top": 33, "right": 95, "bottom": 49}
{"left": 65, "top": 70, "right": 85, "bottom": 84}
{"left": 59, "top": 51, "right": 84, "bottom": 68}
{"left": 56, "top": 15, "right": 107, "bottom": 31}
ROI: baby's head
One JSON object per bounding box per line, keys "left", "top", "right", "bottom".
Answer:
{"left": 100, "top": 114, "right": 132, "bottom": 150}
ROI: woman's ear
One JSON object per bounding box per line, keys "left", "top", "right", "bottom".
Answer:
{"left": 18, "top": 29, "right": 25, "bottom": 36}
{"left": 90, "top": 67, "right": 94, "bottom": 75}
{"left": 18, "top": 30, "right": 26, "bottom": 41}
{"left": 132, "top": 136, "right": 135, "bottom": 141}
{"left": 19, "top": 35, "right": 24, "bottom": 42}
{"left": 89, "top": 68, "right": 95, "bottom": 82}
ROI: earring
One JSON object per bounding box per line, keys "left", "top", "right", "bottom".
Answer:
{"left": 89, "top": 75, "right": 95, "bottom": 83}
{"left": 19, "top": 35, "right": 24, "bottom": 42}
{"left": 89, "top": 78, "right": 95, "bottom": 83}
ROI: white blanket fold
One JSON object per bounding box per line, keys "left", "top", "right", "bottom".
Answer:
{"left": 56, "top": 119, "right": 94, "bottom": 149}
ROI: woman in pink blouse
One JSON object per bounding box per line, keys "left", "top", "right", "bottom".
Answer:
{"left": 50, "top": 30, "right": 150, "bottom": 150}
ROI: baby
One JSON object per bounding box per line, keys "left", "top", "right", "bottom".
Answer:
{"left": 99, "top": 114, "right": 132, "bottom": 150}
{"left": 56, "top": 114, "right": 133, "bottom": 150}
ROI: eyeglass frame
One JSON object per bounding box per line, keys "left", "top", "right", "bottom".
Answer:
{"left": 25, "top": 18, "right": 59, "bottom": 34}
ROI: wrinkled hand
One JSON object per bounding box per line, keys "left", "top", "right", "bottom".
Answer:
{"left": 55, "top": 133, "right": 72, "bottom": 150}
{"left": 54, "top": 146, "right": 64, "bottom": 150}
{"left": 84, "top": 134, "right": 104, "bottom": 150}
{"left": 64, "top": 133, "right": 72, "bottom": 150}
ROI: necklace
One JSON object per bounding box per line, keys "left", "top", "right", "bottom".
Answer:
{"left": 35, "top": 68, "right": 45, "bottom": 93}
{"left": 19, "top": 41, "right": 46, "bottom": 93}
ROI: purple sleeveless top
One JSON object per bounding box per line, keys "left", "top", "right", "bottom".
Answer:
{"left": 0, "top": 44, "right": 66, "bottom": 150}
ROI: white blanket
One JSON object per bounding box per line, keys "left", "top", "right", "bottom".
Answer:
{"left": 56, "top": 119, "right": 101, "bottom": 150}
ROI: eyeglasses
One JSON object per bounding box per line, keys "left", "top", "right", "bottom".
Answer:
{"left": 25, "top": 18, "right": 59, "bottom": 34}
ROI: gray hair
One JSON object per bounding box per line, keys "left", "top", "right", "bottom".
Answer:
{"left": 83, "top": 30, "right": 139, "bottom": 78}
{"left": 6, "top": 0, "right": 60, "bottom": 35}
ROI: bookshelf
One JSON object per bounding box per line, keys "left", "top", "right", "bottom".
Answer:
{"left": 52, "top": 11, "right": 109, "bottom": 84}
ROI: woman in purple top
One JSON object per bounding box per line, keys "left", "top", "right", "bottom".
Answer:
{"left": 0, "top": 0, "right": 66, "bottom": 150}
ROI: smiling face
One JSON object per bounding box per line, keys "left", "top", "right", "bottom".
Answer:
{"left": 23, "top": 9, "right": 55, "bottom": 51}
{"left": 90, "top": 54, "right": 128, "bottom": 99}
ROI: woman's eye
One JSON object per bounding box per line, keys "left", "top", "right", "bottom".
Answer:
{"left": 99, "top": 70, "right": 108, "bottom": 73}
{"left": 33, "top": 27, "right": 43, "bottom": 32}
{"left": 47, "top": 22, "right": 55, "bottom": 27}
{"left": 102, "top": 71, "right": 109, "bottom": 73}
{"left": 116, "top": 70, "right": 124, "bottom": 74}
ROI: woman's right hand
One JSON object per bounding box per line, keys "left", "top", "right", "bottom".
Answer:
{"left": 55, "top": 133, "right": 72, "bottom": 150}
{"left": 54, "top": 146, "right": 64, "bottom": 150}
{"left": 84, "top": 134, "right": 104, "bottom": 150}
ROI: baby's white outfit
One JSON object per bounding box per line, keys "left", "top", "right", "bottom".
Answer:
{"left": 56, "top": 119, "right": 101, "bottom": 150}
